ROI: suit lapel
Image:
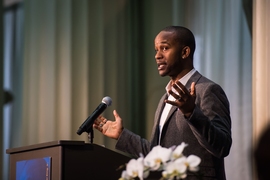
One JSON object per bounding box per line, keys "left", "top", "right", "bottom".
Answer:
{"left": 155, "top": 93, "right": 167, "bottom": 124}
{"left": 151, "top": 71, "right": 202, "bottom": 147}
{"left": 163, "top": 72, "right": 202, "bottom": 126}
{"left": 185, "top": 71, "right": 202, "bottom": 89}
{"left": 150, "top": 93, "right": 167, "bottom": 148}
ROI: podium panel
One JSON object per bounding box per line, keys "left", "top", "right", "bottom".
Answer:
{"left": 6, "top": 140, "right": 131, "bottom": 180}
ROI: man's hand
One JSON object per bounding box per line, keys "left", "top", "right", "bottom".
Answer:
{"left": 165, "top": 82, "right": 196, "bottom": 118}
{"left": 93, "top": 110, "right": 124, "bottom": 140}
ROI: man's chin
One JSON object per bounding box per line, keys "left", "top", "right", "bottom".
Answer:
{"left": 159, "top": 72, "right": 167, "bottom": 77}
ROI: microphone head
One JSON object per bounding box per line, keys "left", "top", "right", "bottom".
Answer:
{"left": 102, "top": 96, "right": 112, "bottom": 106}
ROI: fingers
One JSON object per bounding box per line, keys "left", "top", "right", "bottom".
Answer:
{"left": 113, "top": 110, "right": 124, "bottom": 139}
{"left": 94, "top": 115, "right": 107, "bottom": 125}
{"left": 113, "top": 110, "right": 122, "bottom": 124}
{"left": 93, "top": 110, "right": 123, "bottom": 140}
{"left": 113, "top": 110, "right": 119, "bottom": 118}
{"left": 93, "top": 116, "right": 108, "bottom": 132}
{"left": 175, "top": 81, "right": 189, "bottom": 94}
{"left": 168, "top": 89, "right": 182, "bottom": 102}
{"left": 190, "top": 82, "right": 196, "bottom": 96}
{"left": 113, "top": 110, "right": 123, "bottom": 126}
{"left": 171, "top": 82, "right": 188, "bottom": 102}
{"left": 169, "top": 81, "right": 196, "bottom": 103}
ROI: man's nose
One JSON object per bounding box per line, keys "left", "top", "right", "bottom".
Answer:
{"left": 155, "top": 51, "right": 163, "bottom": 60}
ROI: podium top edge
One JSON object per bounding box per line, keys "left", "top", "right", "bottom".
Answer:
{"left": 6, "top": 140, "right": 87, "bottom": 154}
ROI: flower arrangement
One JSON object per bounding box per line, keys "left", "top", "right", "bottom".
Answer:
{"left": 119, "top": 142, "right": 201, "bottom": 180}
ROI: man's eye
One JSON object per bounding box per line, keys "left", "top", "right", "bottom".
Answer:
{"left": 155, "top": 47, "right": 168, "bottom": 52}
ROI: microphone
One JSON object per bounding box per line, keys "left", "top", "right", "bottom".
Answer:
{"left": 77, "top": 96, "right": 112, "bottom": 135}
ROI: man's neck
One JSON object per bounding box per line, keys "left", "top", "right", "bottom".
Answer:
{"left": 170, "top": 67, "right": 194, "bottom": 83}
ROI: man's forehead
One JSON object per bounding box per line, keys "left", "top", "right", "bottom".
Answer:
{"left": 154, "top": 31, "right": 178, "bottom": 45}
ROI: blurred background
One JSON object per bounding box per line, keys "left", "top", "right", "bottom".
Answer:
{"left": 1, "top": 0, "right": 269, "bottom": 180}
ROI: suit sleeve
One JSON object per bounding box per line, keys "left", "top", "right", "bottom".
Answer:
{"left": 186, "top": 83, "right": 232, "bottom": 158}
{"left": 115, "top": 128, "right": 151, "bottom": 158}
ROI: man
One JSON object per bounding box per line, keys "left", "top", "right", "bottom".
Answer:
{"left": 94, "top": 26, "right": 232, "bottom": 180}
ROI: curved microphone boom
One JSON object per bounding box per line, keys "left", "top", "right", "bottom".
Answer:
{"left": 77, "top": 96, "right": 112, "bottom": 135}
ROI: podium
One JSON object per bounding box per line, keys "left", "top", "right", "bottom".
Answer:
{"left": 6, "top": 140, "right": 131, "bottom": 180}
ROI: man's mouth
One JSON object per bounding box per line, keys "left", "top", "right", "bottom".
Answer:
{"left": 157, "top": 62, "right": 166, "bottom": 70}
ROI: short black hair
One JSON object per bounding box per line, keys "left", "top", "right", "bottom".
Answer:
{"left": 162, "top": 26, "right": 196, "bottom": 58}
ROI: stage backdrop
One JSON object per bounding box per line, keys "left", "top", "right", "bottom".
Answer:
{"left": 4, "top": 1, "right": 267, "bottom": 180}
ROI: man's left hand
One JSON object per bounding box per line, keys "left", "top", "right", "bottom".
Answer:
{"left": 165, "top": 82, "right": 196, "bottom": 118}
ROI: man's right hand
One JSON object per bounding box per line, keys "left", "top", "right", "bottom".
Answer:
{"left": 93, "top": 110, "right": 124, "bottom": 140}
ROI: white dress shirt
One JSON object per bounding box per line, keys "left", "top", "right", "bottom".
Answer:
{"left": 158, "top": 68, "right": 196, "bottom": 144}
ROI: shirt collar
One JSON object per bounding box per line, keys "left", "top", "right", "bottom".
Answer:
{"left": 165, "top": 68, "right": 197, "bottom": 93}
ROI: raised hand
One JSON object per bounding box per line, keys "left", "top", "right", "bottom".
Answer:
{"left": 93, "top": 110, "right": 124, "bottom": 140}
{"left": 165, "top": 82, "right": 196, "bottom": 118}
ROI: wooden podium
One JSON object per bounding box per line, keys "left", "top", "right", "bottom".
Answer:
{"left": 6, "top": 140, "right": 131, "bottom": 180}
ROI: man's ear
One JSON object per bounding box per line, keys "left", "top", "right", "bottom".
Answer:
{"left": 182, "top": 46, "right": 191, "bottom": 59}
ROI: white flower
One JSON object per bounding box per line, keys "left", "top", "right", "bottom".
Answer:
{"left": 122, "top": 157, "right": 145, "bottom": 180}
{"left": 119, "top": 142, "right": 201, "bottom": 180}
{"left": 119, "top": 170, "right": 131, "bottom": 180}
{"left": 186, "top": 155, "right": 201, "bottom": 172}
{"left": 171, "top": 142, "right": 188, "bottom": 160}
{"left": 162, "top": 157, "right": 188, "bottom": 180}
{"left": 144, "top": 145, "right": 172, "bottom": 171}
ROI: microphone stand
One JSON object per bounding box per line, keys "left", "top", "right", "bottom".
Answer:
{"left": 87, "top": 127, "right": 94, "bottom": 144}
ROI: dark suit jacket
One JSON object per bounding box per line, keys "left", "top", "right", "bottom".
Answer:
{"left": 116, "top": 71, "right": 232, "bottom": 180}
